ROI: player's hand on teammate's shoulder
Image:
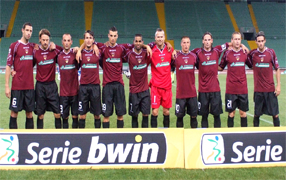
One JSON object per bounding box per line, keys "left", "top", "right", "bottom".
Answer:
{"left": 34, "top": 44, "right": 39, "bottom": 50}
{"left": 49, "top": 42, "right": 56, "bottom": 51}
{"left": 76, "top": 51, "right": 82, "bottom": 63}
{"left": 172, "top": 50, "right": 178, "bottom": 59}
{"left": 166, "top": 42, "right": 173, "bottom": 52}
{"left": 92, "top": 44, "right": 100, "bottom": 57}
{"left": 241, "top": 44, "right": 249, "bottom": 54}
{"left": 146, "top": 45, "right": 152, "bottom": 58}
{"left": 72, "top": 47, "right": 79, "bottom": 54}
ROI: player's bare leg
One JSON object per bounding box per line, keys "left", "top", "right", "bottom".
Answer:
{"left": 25, "top": 111, "right": 34, "bottom": 129}
{"left": 37, "top": 114, "right": 44, "bottom": 129}
{"left": 9, "top": 111, "right": 18, "bottom": 129}
{"left": 163, "top": 108, "right": 170, "bottom": 127}
{"left": 151, "top": 108, "right": 159, "bottom": 128}
{"left": 228, "top": 111, "right": 235, "bottom": 127}
{"left": 102, "top": 116, "right": 110, "bottom": 128}
{"left": 94, "top": 115, "right": 101, "bottom": 128}
{"left": 54, "top": 113, "right": 61, "bottom": 129}
{"left": 239, "top": 110, "right": 247, "bottom": 127}
{"left": 273, "top": 114, "right": 280, "bottom": 127}
{"left": 117, "top": 115, "right": 124, "bottom": 128}
{"left": 72, "top": 115, "right": 78, "bottom": 128}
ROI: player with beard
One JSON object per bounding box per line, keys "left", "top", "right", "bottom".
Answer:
{"left": 33, "top": 29, "right": 62, "bottom": 129}
{"left": 219, "top": 32, "right": 252, "bottom": 127}
{"left": 57, "top": 34, "right": 79, "bottom": 128}
{"left": 173, "top": 36, "right": 198, "bottom": 128}
{"left": 124, "top": 34, "right": 151, "bottom": 128}
{"left": 5, "top": 22, "right": 35, "bottom": 129}
{"left": 247, "top": 31, "right": 281, "bottom": 127}
{"left": 77, "top": 30, "right": 102, "bottom": 128}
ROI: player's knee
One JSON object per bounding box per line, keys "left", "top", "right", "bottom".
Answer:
{"left": 38, "top": 114, "right": 44, "bottom": 119}
{"left": 11, "top": 111, "right": 18, "bottom": 118}
{"left": 152, "top": 109, "right": 159, "bottom": 116}
{"left": 117, "top": 115, "right": 123, "bottom": 120}
{"left": 191, "top": 116, "right": 197, "bottom": 118}
{"left": 239, "top": 111, "right": 246, "bottom": 117}
{"left": 26, "top": 111, "right": 33, "bottom": 118}
{"left": 54, "top": 113, "right": 61, "bottom": 119}
{"left": 72, "top": 115, "right": 78, "bottom": 119}
{"left": 142, "top": 114, "right": 149, "bottom": 117}
{"left": 94, "top": 115, "right": 100, "bottom": 119}
{"left": 103, "top": 116, "right": 109, "bottom": 122}
{"left": 274, "top": 115, "right": 279, "bottom": 118}
{"left": 229, "top": 111, "right": 235, "bottom": 118}
{"left": 163, "top": 108, "right": 170, "bottom": 116}
{"left": 80, "top": 114, "right": 86, "bottom": 119}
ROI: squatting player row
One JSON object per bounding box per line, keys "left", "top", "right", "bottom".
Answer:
{"left": 5, "top": 22, "right": 281, "bottom": 129}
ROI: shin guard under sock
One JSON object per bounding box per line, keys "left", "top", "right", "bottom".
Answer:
{"left": 142, "top": 116, "right": 148, "bottom": 128}
{"left": 94, "top": 118, "right": 101, "bottom": 128}
{"left": 151, "top": 115, "right": 158, "bottom": 128}
{"left": 253, "top": 116, "right": 260, "bottom": 127}
{"left": 163, "top": 115, "right": 170, "bottom": 128}
{"left": 241, "top": 117, "right": 247, "bottom": 127}
{"left": 176, "top": 117, "right": 183, "bottom": 127}
{"left": 132, "top": 116, "right": 138, "bottom": 128}
{"left": 102, "top": 122, "right": 110, "bottom": 128}
{"left": 25, "top": 117, "right": 34, "bottom": 129}
{"left": 78, "top": 119, "right": 85, "bottom": 128}
{"left": 190, "top": 117, "right": 197, "bottom": 128}
{"left": 55, "top": 118, "right": 62, "bottom": 129}
{"left": 201, "top": 115, "right": 208, "bottom": 128}
{"left": 72, "top": 118, "right": 78, "bottom": 128}
{"left": 9, "top": 117, "right": 17, "bottom": 129}
{"left": 273, "top": 116, "right": 280, "bottom": 127}
{"left": 117, "top": 120, "right": 124, "bottom": 128}
{"left": 227, "top": 116, "right": 234, "bottom": 127}
{"left": 214, "top": 115, "right": 221, "bottom": 128}
{"left": 37, "top": 117, "right": 43, "bottom": 129}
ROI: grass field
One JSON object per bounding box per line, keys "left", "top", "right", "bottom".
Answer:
{"left": 0, "top": 73, "right": 285, "bottom": 179}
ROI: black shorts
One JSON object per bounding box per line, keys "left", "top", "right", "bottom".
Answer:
{"left": 198, "top": 92, "right": 223, "bottom": 116}
{"left": 171, "top": 66, "right": 175, "bottom": 72}
{"left": 35, "top": 81, "right": 60, "bottom": 115}
{"left": 225, "top": 93, "right": 249, "bottom": 112}
{"left": 78, "top": 84, "right": 101, "bottom": 116}
{"left": 254, "top": 92, "right": 279, "bottom": 116}
{"left": 175, "top": 97, "right": 198, "bottom": 118}
{"left": 60, "top": 95, "right": 79, "bottom": 119}
{"left": 102, "top": 82, "right": 126, "bottom": 117}
{"left": 9, "top": 89, "right": 35, "bottom": 112}
{"left": 129, "top": 89, "right": 151, "bottom": 116}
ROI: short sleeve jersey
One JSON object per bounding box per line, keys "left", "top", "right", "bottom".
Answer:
{"left": 219, "top": 49, "right": 252, "bottom": 94}
{"left": 149, "top": 44, "right": 173, "bottom": 89}
{"left": 175, "top": 51, "right": 198, "bottom": 99}
{"left": 96, "top": 42, "right": 127, "bottom": 86}
{"left": 247, "top": 47, "right": 279, "bottom": 92}
{"left": 57, "top": 49, "right": 79, "bottom": 96}
{"left": 125, "top": 48, "right": 151, "bottom": 93}
{"left": 192, "top": 43, "right": 228, "bottom": 92}
{"left": 34, "top": 45, "right": 62, "bottom": 82}
{"left": 79, "top": 49, "right": 101, "bottom": 85}
{"left": 6, "top": 40, "right": 34, "bottom": 90}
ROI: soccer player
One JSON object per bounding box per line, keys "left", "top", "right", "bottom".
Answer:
{"left": 124, "top": 34, "right": 151, "bottom": 128}
{"left": 149, "top": 28, "right": 173, "bottom": 128}
{"left": 247, "top": 31, "right": 281, "bottom": 127}
{"left": 77, "top": 30, "right": 102, "bottom": 128}
{"left": 192, "top": 32, "right": 228, "bottom": 128}
{"left": 57, "top": 34, "right": 79, "bottom": 128}
{"left": 173, "top": 36, "right": 198, "bottom": 128}
{"left": 33, "top": 29, "right": 62, "bottom": 129}
{"left": 5, "top": 22, "right": 34, "bottom": 129}
{"left": 218, "top": 32, "right": 252, "bottom": 127}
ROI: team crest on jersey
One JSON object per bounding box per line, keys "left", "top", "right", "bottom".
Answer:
{"left": 184, "top": 59, "right": 188, "bottom": 64}
{"left": 111, "top": 52, "right": 115, "bottom": 57}
{"left": 137, "top": 58, "right": 142, "bottom": 63}
{"left": 161, "top": 57, "right": 164, "bottom": 61}
{"left": 236, "top": 56, "right": 240, "bottom": 61}
{"left": 87, "top": 57, "right": 90, "bottom": 62}
{"left": 261, "top": 57, "right": 264, "bottom": 62}
{"left": 25, "top": 49, "right": 29, "bottom": 54}
{"left": 43, "top": 55, "right": 47, "bottom": 60}
{"left": 65, "top": 58, "right": 69, "bottom": 63}
{"left": 206, "top": 56, "right": 210, "bottom": 60}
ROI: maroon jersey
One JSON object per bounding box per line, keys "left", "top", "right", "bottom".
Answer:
{"left": 6, "top": 40, "right": 34, "bottom": 90}
{"left": 247, "top": 47, "right": 279, "bottom": 92}
{"left": 220, "top": 49, "right": 252, "bottom": 94}
{"left": 34, "top": 45, "right": 62, "bottom": 82}
{"left": 149, "top": 44, "right": 173, "bottom": 90}
{"left": 79, "top": 49, "right": 101, "bottom": 85}
{"left": 125, "top": 48, "right": 151, "bottom": 93}
{"left": 96, "top": 42, "right": 129, "bottom": 86}
{"left": 174, "top": 51, "right": 198, "bottom": 99}
{"left": 192, "top": 43, "right": 228, "bottom": 93}
{"left": 57, "top": 49, "right": 79, "bottom": 96}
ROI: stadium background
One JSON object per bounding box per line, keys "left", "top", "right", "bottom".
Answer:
{"left": 0, "top": 0, "right": 286, "bottom": 179}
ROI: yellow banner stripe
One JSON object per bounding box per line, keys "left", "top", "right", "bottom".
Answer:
{"left": 225, "top": 4, "right": 239, "bottom": 32}
{"left": 155, "top": 3, "right": 167, "bottom": 40}
{"left": 84, "top": 1, "right": 93, "bottom": 31}
{"left": 247, "top": 40, "right": 257, "bottom": 50}
{"left": 248, "top": 4, "right": 259, "bottom": 33}
{"left": 6, "top": 0, "right": 20, "bottom": 37}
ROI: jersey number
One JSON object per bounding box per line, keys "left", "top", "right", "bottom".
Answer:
{"left": 227, "top": 100, "right": 232, "bottom": 109}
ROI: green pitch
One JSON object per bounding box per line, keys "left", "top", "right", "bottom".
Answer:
{"left": 0, "top": 73, "right": 285, "bottom": 179}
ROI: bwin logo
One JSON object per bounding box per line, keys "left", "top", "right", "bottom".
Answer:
{"left": 0, "top": 135, "right": 19, "bottom": 164}
{"left": 87, "top": 133, "right": 167, "bottom": 164}
{"left": 201, "top": 134, "right": 225, "bottom": 165}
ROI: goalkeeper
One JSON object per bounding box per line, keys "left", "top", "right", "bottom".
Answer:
{"left": 123, "top": 34, "right": 151, "bottom": 128}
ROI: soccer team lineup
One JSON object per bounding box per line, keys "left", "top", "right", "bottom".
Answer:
{"left": 4, "top": 22, "right": 281, "bottom": 129}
